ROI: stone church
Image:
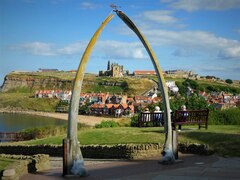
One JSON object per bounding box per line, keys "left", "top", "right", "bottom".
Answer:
{"left": 99, "top": 61, "right": 127, "bottom": 77}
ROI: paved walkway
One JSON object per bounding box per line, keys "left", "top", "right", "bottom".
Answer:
{"left": 21, "top": 154, "right": 240, "bottom": 179}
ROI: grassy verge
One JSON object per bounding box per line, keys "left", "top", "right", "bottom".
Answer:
{"left": 179, "top": 125, "right": 240, "bottom": 156}
{"left": 0, "top": 93, "right": 59, "bottom": 112}
{"left": 5, "top": 125, "right": 240, "bottom": 157}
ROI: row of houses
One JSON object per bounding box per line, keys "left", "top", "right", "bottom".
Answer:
{"left": 90, "top": 103, "right": 134, "bottom": 117}
{"left": 34, "top": 90, "right": 163, "bottom": 104}
{"left": 35, "top": 90, "right": 72, "bottom": 100}
{"left": 35, "top": 90, "right": 163, "bottom": 116}
{"left": 198, "top": 91, "right": 240, "bottom": 110}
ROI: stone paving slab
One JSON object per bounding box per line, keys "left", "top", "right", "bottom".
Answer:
{"left": 20, "top": 154, "right": 240, "bottom": 180}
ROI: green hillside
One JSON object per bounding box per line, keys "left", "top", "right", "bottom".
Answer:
{"left": 3, "top": 72, "right": 155, "bottom": 96}
{"left": 1, "top": 71, "right": 239, "bottom": 112}
{"left": 152, "top": 76, "right": 240, "bottom": 94}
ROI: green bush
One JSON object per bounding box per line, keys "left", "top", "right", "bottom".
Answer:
{"left": 185, "top": 95, "right": 208, "bottom": 110}
{"left": 225, "top": 79, "right": 233, "bottom": 84}
{"left": 182, "top": 79, "right": 199, "bottom": 91}
{"left": 79, "top": 105, "right": 90, "bottom": 115}
{"left": 130, "top": 114, "right": 139, "bottom": 127}
{"left": 19, "top": 125, "right": 67, "bottom": 140}
{"left": 19, "top": 123, "right": 89, "bottom": 140}
{"left": 170, "top": 97, "right": 186, "bottom": 111}
{"left": 95, "top": 120, "right": 119, "bottom": 128}
{"left": 170, "top": 95, "right": 208, "bottom": 111}
{"left": 208, "top": 108, "right": 240, "bottom": 125}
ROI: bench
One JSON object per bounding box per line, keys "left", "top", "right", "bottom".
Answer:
{"left": 172, "top": 109, "right": 209, "bottom": 130}
{"left": 138, "top": 112, "right": 168, "bottom": 127}
{"left": 138, "top": 109, "right": 209, "bottom": 129}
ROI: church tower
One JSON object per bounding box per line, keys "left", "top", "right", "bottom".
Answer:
{"left": 107, "top": 60, "right": 111, "bottom": 70}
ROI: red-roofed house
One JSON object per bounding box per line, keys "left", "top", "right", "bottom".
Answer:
{"left": 90, "top": 103, "right": 108, "bottom": 115}
{"left": 133, "top": 70, "right": 156, "bottom": 76}
{"left": 134, "top": 96, "right": 152, "bottom": 103}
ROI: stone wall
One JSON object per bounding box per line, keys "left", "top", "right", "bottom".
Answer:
{"left": 0, "top": 144, "right": 162, "bottom": 159}
{"left": 0, "top": 154, "right": 50, "bottom": 180}
{"left": 0, "top": 143, "right": 213, "bottom": 160}
{"left": 81, "top": 144, "right": 162, "bottom": 159}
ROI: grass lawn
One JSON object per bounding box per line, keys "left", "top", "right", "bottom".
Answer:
{"left": 0, "top": 93, "right": 59, "bottom": 112}
{"left": 5, "top": 125, "right": 240, "bottom": 157}
{"left": 179, "top": 125, "right": 240, "bottom": 156}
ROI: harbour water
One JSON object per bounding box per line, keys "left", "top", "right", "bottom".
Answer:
{"left": 0, "top": 113, "right": 66, "bottom": 132}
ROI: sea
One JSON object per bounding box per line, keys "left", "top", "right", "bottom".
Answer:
{"left": 0, "top": 113, "right": 66, "bottom": 132}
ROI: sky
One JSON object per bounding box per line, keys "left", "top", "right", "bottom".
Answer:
{"left": 1, "top": 0, "right": 240, "bottom": 86}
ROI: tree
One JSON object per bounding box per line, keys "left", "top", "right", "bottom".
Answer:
{"left": 206, "top": 85, "right": 219, "bottom": 92}
{"left": 182, "top": 79, "right": 199, "bottom": 90}
{"left": 78, "top": 105, "right": 90, "bottom": 115}
{"left": 185, "top": 95, "right": 208, "bottom": 110}
{"left": 170, "top": 97, "right": 186, "bottom": 111}
{"left": 170, "top": 95, "right": 208, "bottom": 111}
{"left": 225, "top": 79, "right": 233, "bottom": 84}
{"left": 175, "top": 81, "right": 187, "bottom": 95}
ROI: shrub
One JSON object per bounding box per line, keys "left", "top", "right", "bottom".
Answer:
{"left": 170, "top": 97, "right": 186, "bottom": 111}
{"left": 130, "top": 114, "right": 139, "bottom": 127}
{"left": 19, "top": 125, "right": 67, "bottom": 140}
{"left": 208, "top": 108, "right": 240, "bottom": 125}
{"left": 19, "top": 123, "right": 89, "bottom": 140}
{"left": 95, "top": 120, "right": 119, "bottom": 128}
{"left": 185, "top": 95, "right": 208, "bottom": 110}
{"left": 78, "top": 105, "right": 90, "bottom": 115}
{"left": 182, "top": 79, "right": 199, "bottom": 90}
{"left": 225, "top": 79, "right": 233, "bottom": 84}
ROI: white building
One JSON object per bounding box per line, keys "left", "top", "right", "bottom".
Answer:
{"left": 166, "top": 81, "right": 179, "bottom": 94}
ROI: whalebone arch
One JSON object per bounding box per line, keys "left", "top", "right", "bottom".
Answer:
{"left": 66, "top": 10, "right": 174, "bottom": 176}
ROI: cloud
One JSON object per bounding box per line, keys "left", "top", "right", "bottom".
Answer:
{"left": 12, "top": 42, "right": 56, "bottom": 56}
{"left": 97, "top": 40, "right": 147, "bottom": 59}
{"left": 200, "top": 65, "right": 240, "bottom": 77}
{"left": 11, "top": 28, "right": 240, "bottom": 61}
{"left": 143, "top": 29, "right": 240, "bottom": 59}
{"left": 169, "top": 0, "right": 240, "bottom": 12}
{"left": 172, "top": 48, "right": 195, "bottom": 57}
{"left": 80, "top": 2, "right": 99, "bottom": 9}
{"left": 57, "top": 42, "right": 85, "bottom": 55}
{"left": 142, "top": 10, "right": 178, "bottom": 24}
{"left": 11, "top": 41, "right": 85, "bottom": 56}
{"left": 10, "top": 40, "right": 147, "bottom": 60}
{"left": 235, "top": 29, "right": 240, "bottom": 35}
{"left": 218, "top": 47, "right": 240, "bottom": 59}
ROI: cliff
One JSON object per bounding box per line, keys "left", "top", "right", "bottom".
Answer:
{"left": 0, "top": 71, "right": 155, "bottom": 96}
{"left": 1, "top": 72, "right": 74, "bottom": 92}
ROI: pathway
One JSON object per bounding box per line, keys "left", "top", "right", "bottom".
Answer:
{"left": 21, "top": 153, "right": 240, "bottom": 179}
